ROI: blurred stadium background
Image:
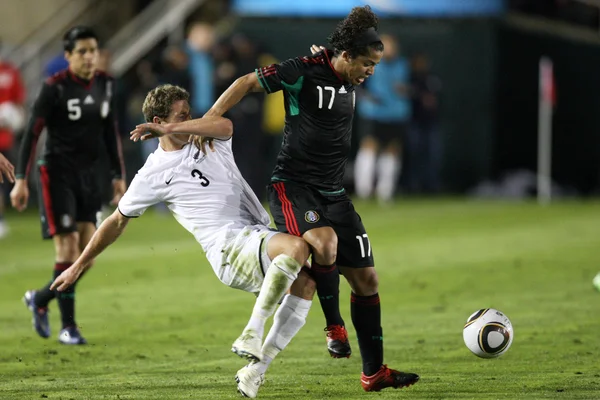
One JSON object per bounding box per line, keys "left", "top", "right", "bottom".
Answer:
{"left": 1, "top": 1, "right": 600, "bottom": 399}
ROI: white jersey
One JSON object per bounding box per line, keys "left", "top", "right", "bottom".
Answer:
{"left": 118, "top": 139, "right": 272, "bottom": 286}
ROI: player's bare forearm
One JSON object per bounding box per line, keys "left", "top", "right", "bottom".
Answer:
{"left": 166, "top": 116, "right": 234, "bottom": 139}
{"left": 204, "top": 72, "right": 264, "bottom": 118}
{"left": 76, "top": 209, "right": 130, "bottom": 271}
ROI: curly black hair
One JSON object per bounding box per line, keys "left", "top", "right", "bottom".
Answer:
{"left": 327, "top": 6, "right": 384, "bottom": 58}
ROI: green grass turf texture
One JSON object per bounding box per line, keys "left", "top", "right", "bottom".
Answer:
{"left": 1, "top": 199, "right": 599, "bottom": 399}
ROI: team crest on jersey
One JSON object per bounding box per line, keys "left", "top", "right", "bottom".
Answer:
{"left": 61, "top": 214, "right": 72, "bottom": 228}
{"left": 304, "top": 210, "right": 320, "bottom": 223}
{"left": 101, "top": 100, "right": 110, "bottom": 118}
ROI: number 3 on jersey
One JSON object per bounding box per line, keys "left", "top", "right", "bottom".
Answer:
{"left": 191, "top": 169, "right": 210, "bottom": 187}
{"left": 317, "top": 85, "right": 335, "bottom": 109}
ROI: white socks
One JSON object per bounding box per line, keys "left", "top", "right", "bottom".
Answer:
{"left": 354, "top": 147, "right": 377, "bottom": 199}
{"left": 355, "top": 148, "right": 401, "bottom": 201}
{"left": 376, "top": 153, "right": 400, "bottom": 202}
{"left": 255, "top": 294, "right": 312, "bottom": 374}
{"left": 243, "top": 254, "right": 301, "bottom": 339}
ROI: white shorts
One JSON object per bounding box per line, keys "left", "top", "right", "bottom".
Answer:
{"left": 207, "top": 225, "right": 278, "bottom": 293}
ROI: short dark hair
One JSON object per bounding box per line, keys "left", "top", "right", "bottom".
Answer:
{"left": 142, "top": 84, "right": 190, "bottom": 123}
{"left": 328, "top": 6, "right": 384, "bottom": 58}
{"left": 63, "top": 26, "right": 98, "bottom": 52}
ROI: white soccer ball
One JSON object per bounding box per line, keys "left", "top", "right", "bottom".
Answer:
{"left": 463, "top": 308, "right": 513, "bottom": 358}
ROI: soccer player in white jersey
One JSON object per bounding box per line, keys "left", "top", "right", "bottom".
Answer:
{"left": 51, "top": 84, "right": 316, "bottom": 398}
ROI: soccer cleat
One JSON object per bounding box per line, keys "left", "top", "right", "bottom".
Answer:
{"left": 23, "top": 290, "right": 50, "bottom": 338}
{"left": 235, "top": 363, "right": 265, "bottom": 398}
{"left": 231, "top": 331, "right": 263, "bottom": 362}
{"left": 325, "top": 325, "right": 351, "bottom": 358}
{"left": 58, "top": 326, "right": 87, "bottom": 345}
{"left": 360, "top": 365, "right": 419, "bottom": 392}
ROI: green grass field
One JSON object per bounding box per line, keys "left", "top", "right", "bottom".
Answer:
{"left": 1, "top": 199, "right": 600, "bottom": 399}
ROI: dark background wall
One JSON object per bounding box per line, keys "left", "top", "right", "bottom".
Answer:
{"left": 495, "top": 22, "right": 600, "bottom": 194}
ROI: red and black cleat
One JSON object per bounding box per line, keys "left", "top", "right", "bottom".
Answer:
{"left": 361, "top": 365, "right": 419, "bottom": 392}
{"left": 325, "top": 325, "right": 352, "bottom": 358}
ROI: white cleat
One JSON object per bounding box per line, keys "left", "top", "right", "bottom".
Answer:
{"left": 235, "top": 363, "right": 265, "bottom": 398}
{"left": 231, "top": 331, "right": 263, "bottom": 362}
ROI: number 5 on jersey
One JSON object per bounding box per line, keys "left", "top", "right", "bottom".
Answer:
{"left": 317, "top": 85, "right": 335, "bottom": 109}
{"left": 67, "top": 99, "right": 81, "bottom": 120}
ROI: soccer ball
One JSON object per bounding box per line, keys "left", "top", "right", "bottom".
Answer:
{"left": 463, "top": 308, "right": 513, "bottom": 358}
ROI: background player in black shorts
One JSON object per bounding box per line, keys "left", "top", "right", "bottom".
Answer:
{"left": 195, "top": 6, "right": 419, "bottom": 393}
{"left": 10, "top": 26, "right": 126, "bottom": 345}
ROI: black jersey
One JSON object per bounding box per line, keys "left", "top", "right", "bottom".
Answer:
{"left": 16, "top": 69, "right": 124, "bottom": 179}
{"left": 256, "top": 50, "right": 355, "bottom": 193}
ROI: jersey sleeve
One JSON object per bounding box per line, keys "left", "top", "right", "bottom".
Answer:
{"left": 15, "top": 82, "right": 56, "bottom": 179}
{"left": 117, "top": 173, "right": 160, "bottom": 218}
{"left": 255, "top": 57, "right": 306, "bottom": 94}
{"left": 102, "top": 77, "right": 126, "bottom": 180}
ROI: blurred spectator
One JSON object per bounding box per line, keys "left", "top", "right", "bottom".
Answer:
{"left": 355, "top": 34, "right": 410, "bottom": 202}
{"left": 228, "top": 33, "right": 266, "bottom": 199}
{"left": 44, "top": 53, "right": 69, "bottom": 77}
{"left": 159, "top": 45, "right": 192, "bottom": 92}
{"left": 186, "top": 22, "right": 215, "bottom": 117}
{"left": 0, "top": 48, "right": 25, "bottom": 238}
{"left": 407, "top": 53, "right": 443, "bottom": 194}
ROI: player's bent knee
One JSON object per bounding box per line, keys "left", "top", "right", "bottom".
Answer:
{"left": 303, "top": 228, "right": 338, "bottom": 263}
{"left": 284, "top": 236, "right": 310, "bottom": 265}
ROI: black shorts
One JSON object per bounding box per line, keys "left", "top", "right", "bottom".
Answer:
{"left": 362, "top": 119, "right": 407, "bottom": 147}
{"left": 37, "top": 164, "right": 101, "bottom": 239}
{"left": 267, "top": 181, "right": 375, "bottom": 268}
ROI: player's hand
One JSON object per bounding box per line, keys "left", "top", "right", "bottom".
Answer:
{"left": 111, "top": 178, "right": 126, "bottom": 206}
{"left": 0, "top": 153, "right": 15, "bottom": 184}
{"left": 310, "top": 45, "right": 326, "bottom": 55}
{"left": 50, "top": 263, "right": 84, "bottom": 292}
{"left": 130, "top": 123, "right": 169, "bottom": 142}
{"left": 10, "top": 179, "right": 29, "bottom": 211}
{"left": 189, "top": 136, "right": 215, "bottom": 154}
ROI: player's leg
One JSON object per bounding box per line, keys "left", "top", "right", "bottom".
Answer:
{"left": 55, "top": 170, "right": 103, "bottom": 344}
{"left": 354, "top": 123, "right": 379, "bottom": 199}
{"left": 375, "top": 123, "right": 402, "bottom": 203}
{"left": 332, "top": 197, "right": 419, "bottom": 391}
{"left": 24, "top": 166, "right": 78, "bottom": 340}
{"left": 232, "top": 230, "right": 309, "bottom": 361}
{"left": 268, "top": 182, "right": 350, "bottom": 358}
{"left": 237, "top": 271, "right": 315, "bottom": 398}
{"left": 52, "top": 221, "right": 96, "bottom": 345}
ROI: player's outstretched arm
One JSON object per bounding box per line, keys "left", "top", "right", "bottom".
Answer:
{"left": 130, "top": 116, "right": 233, "bottom": 142}
{"left": 204, "top": 72, "right": 264, "bottom": 118}
{"left": 51, "top": 209, "right": 131, "bottom": 292}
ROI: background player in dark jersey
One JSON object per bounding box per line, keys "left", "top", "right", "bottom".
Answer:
{"left": 195, "top": 5, "right": 419, "bottom": 393}
{"left": 10, "top": 26, "right": 126, "bottom": 345}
